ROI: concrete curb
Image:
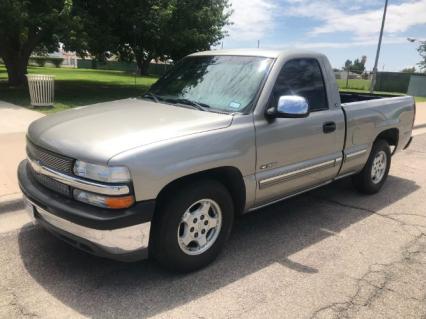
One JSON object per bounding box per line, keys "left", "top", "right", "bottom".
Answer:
{"left": 413, "top": 127, "right": 426, "bottom": 137}
{"left": 0, "top": 193, "right": 24, "bottom": 214}
{"left": 0, "top": 193, "right": 22, "bottom": 203}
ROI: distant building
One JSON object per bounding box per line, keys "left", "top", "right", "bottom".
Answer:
{"left": 334, "top": 70, "right": 363, "bottom": 80}
{"left": 48, "top": 44, "right": 77, "bottom": 68}
{"left": 60, "top": 50, "right": 78, "bottom": 68}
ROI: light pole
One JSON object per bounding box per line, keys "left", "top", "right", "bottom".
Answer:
{"left": 370, "top": 0, "right": 389, "bottom": 93}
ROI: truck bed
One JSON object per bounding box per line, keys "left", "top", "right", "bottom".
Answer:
{"left": 338, "top": 94, "right": 415, "bottom": 177}
{"left": 339, "top": 92, "right": 402, "bottom": 104}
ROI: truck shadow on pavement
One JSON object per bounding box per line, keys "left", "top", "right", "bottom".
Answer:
{"left": 18, "top": 175, "right": 419, "bottom": 318}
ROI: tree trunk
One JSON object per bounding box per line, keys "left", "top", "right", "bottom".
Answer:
{"left": 3, "top": 53, "right": 30, "bottom": 87}
{"left": 91, "top": 59, "right": 98, "bottom": 69}
{"left": 140, "top": 58, "right": 151, "bottom": 75}
{"left": 136, "top": 54, "right": 152, "bottom": 76}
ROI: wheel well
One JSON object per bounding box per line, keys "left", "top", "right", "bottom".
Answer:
{"left": 375, "top": 128, "right": 399, "bottom": 149}
{"left": 156, "top": 167, "right": 246, "bottom": 216}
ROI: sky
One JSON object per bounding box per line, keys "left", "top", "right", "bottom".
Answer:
{"left": 221, "top": 0, "right": 426, "bottom": 71}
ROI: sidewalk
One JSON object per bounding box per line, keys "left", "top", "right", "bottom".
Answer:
{"left": 0, "top": 101, "right": 43, "bottom": 201}
{"left": 414, "top": 102, "right": 426, "bottom": 136}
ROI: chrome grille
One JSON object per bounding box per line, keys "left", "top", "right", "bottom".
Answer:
{"left": 27, "top": 140, "right": 74, "bottom": 174}
{"left": 29, "top": 165, "right": 72, "bottom": 197}
{"left": 26, "top": 140, "right": 74, "bottom": 197}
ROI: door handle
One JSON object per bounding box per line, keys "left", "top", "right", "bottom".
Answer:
{"left": 323, "top": 121, "right": 336, "bottom": 134}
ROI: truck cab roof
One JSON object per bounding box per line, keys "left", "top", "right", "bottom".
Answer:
{"left": 188, "top": 48, "right": 325, "bottom": 59}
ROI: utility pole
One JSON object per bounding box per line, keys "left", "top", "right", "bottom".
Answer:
{"left": 346, "top": 68, "right": 350, "bottom": 89}
{"left": 133, "top": 24, "right": 137, "bottom": 86}
{"left": 370, "top": 0, "right": 389, "bottom": 93}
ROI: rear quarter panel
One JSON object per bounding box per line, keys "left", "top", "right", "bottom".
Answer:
{"left": 339, "top": 96, "right": 415, "bottom": 176}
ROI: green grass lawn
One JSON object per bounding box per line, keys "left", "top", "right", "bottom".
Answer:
{"left": 336, "top": 79, "right": 371, "bottom": 91}
{"left": 0, "top": 65, "right": 157, "bottom": 113}
{"left": 414, "top": 96, "right": 426, "bottom": 102}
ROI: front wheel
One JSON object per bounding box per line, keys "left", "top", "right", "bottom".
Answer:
{"left": 151, "top": 180, "right": 234, "bottom": 272}
{"left": 352, "top": 139, "right": 391, "bottom": 194}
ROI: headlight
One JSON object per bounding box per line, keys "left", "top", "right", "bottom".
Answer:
{"left": 73, "top": 160, "right": 131, "bottom": 183}
{"left": 74, "top": 189, "right": 134, "bottom": 209}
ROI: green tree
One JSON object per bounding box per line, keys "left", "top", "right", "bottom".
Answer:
{"left": 0, "top": 0, "right": 76, "bottom": 86}
{"left": 351, "top": 56, "right": 367, "bottom": 74}
{"left": 117, "top": 0, "right": 174, "bottom": 75}
{"left": 343, "top": 56, "right": 367, "bottom": 74}
{"left": 66, "top": 0, "right": 121, "bottom": 64}
{"left": 418, "top": 41, "right": 426, "bottom": 72}
{"left": 344, "top": 60, "right": 352, "bottom": 71}
{"left": 115, "top": 0, "right": 230, "bottom": 75}
{"left": 161, "top": 0, "right": 231, "bottom": 62}
{"left": 0, "top": 0, "right": 231, "bottom": 84}
{"left": 401, "top": 67, "right": 416, "bottom": 73}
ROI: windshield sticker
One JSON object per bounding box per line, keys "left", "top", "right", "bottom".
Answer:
{"left": 229, "top": 101, "right": 241, "bottom": 109}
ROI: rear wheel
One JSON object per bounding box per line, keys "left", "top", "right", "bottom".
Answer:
{"left": 352, "top": 139, "right": 391, "bottom": 194}
{"left": 151, "top": 180, "right": 234, "bottom": 272}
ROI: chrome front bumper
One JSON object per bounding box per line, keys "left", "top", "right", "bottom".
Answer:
{"left": 19, "top": 159, "right": 155, "bottom": 261}
{"left": 24, "top": 196, "right": 151, "bottom": 261}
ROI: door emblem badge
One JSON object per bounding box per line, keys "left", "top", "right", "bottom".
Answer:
{"left": 260, "top": 162, "right": 277, "bottom": 170}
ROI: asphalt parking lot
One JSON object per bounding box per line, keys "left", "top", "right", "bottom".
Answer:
{"left": 1, "top": 134, "right": 425, "bottom": 319}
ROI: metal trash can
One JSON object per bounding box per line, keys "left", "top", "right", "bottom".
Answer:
{"left": 26, "top": 74, "right": 55, "bottom": 107}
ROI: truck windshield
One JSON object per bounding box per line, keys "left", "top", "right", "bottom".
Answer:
{"left": 148, "top": 55, "right": 273, "bottom": 113}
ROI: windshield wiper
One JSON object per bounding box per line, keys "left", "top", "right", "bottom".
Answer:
{"left": 143, "top": 92, "right": 161, "bottom": 103}
{"left": 143, "top": 94, "right": 212, "bottom": 112}
{"left": 167, "top": 98, "right": 211, "bottom": 112}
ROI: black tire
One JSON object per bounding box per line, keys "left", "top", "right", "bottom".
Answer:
{"left": 150, "top": 179, "right": 234, "bottom": 272}
{"left": 352, "top": 139, "right": 391, "bottom": 194}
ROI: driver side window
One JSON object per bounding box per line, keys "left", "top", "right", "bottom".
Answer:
{"left": 274, "top": 58, "right": 328, "bottom": 112}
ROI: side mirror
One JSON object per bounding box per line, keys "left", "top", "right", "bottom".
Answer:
{"left": 266, "top": 95, "right": 310, "bottom": 118}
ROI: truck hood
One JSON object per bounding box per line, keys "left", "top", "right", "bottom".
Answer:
{"left": 28, "top": 98, "right": 233, "bottom": 163}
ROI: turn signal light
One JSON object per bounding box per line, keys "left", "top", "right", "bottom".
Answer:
{"left": 73, "top": 189, "right": 135, "bottom": 209}
{"left": 105, "top": 195, "right": 135, "bottom": 209}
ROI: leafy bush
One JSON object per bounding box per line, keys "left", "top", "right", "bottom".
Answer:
{"left": 35, "top": 57, "right": 47, "bottom": 67}
{"left": 29, "top": 56, "right": 64, "bottom": 67}
{"left": 29, "top": 57, "right": 47, "bottom": 67}
{"left": 50, "top": 57, "right": 64, "bottom": 68}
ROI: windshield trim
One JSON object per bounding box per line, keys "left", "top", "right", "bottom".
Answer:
{"left": 241, "top": 56, "right": 277, "bottom": 115}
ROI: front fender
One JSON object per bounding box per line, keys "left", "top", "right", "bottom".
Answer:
{"left": 108, "top": 116, "right": 256, "bottom": 202}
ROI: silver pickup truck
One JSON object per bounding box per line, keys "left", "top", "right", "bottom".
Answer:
{"left": 19, "top": 49, "right": 415, "bottom": 271}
